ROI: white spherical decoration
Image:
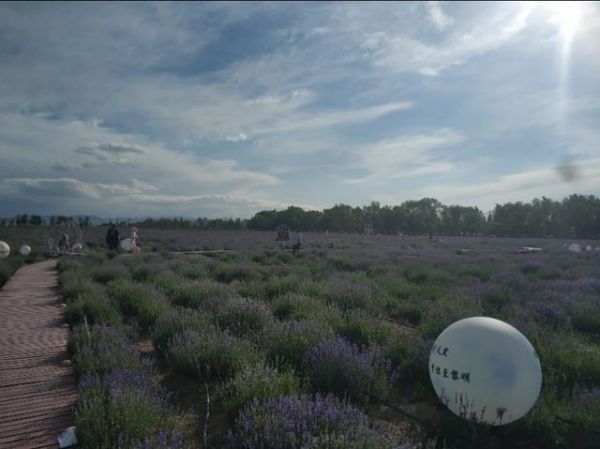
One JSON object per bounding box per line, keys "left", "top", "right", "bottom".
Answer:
{"left": 429, "top": 317, "right": 542, "bottom": 425}
{"left": 120, "top": 238, "right": 133, "bottom": 252}
{"left": 20, "top": 245, "right": 31, "bottom": 256}
{"left": 0, "top": 241, "right": 10, "bottom": 259}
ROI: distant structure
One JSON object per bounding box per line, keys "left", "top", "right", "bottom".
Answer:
{"left": 46, "top": 221, "right": 84, "bottom": 255}
{"left": 276, "top": 224, "right": 290, "bottom": 249}
{"left": 364, "top": 223, "right": 374, "bottom": 236}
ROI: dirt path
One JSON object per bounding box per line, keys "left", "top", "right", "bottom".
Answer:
{"left": 0, "top": 260, "right": 76, "bottom": 449}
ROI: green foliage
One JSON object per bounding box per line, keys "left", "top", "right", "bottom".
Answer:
{"left": 335, "top": 310, "right": 396, "bottom": 347}
{"left": 92, "top": 263, "right": 131, "bottom": 284}
{"left": 66, "top": 292, "right": 122, "bottom": 327}
{"left": 213, "top": 296, "right": 274, "bottom": 337}
{"left": 0, "top": 257, "right": 24, "bottom": 287}
{"left": 70, "top": 325, "right": 146, "bottom": 377}
{"left": 271, "top": 293, "right": 324, "bottom": 321}
{"left": 108, "top": 280, "right": 170, "bottom": 330}
{"left": 223, "top": 363, "right": 302, "bottom": 420}
{"left": 165, "top": 326, "right": 259, "bottom": 381}
{"left": 151, "top": 308, "right": 210, "bottom": 350}
{"left": 266, "top": 319, "right": 334, "bottom": 369}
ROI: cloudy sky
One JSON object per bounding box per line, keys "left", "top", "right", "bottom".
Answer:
{"left": 1, "top": 1, "right": 599, "bottom": 218}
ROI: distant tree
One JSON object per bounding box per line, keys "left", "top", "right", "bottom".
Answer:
{"left": 29, "top": 215, "right": 43, "bottom": 226}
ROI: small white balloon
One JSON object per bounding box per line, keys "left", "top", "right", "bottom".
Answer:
{"left": 429, "top": 317, "right": 542, "bottom": 425}
{"left": 0, "top": 241, "right": 10, "bottom": 259}
{"left": 120, "top": 238, "right": 133, "bottom": 252}
{"left": 20, "top": 245, "right": 31, "bottom": 256}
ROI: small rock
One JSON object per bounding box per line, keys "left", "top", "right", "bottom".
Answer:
{"left": 57, "top": 426, "right": 77, "bottom": 448}
{"left": 60, "top": 359, "right": 72, "bottom": 367}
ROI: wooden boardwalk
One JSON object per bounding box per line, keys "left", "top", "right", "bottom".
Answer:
{"left": 0, "top": 260, "right": 76, "bottom": 449}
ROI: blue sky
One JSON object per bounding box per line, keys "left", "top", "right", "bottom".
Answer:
{"left": 0, "top": 1, "right": 599, "bottom": 218}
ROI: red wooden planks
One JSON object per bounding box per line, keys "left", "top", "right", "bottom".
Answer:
{"left": 0, "top": 260, "right": 76, "bottom": 449}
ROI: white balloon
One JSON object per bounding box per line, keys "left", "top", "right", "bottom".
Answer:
{"left": 19, "top": 245, "right": 31, "bottom": 256}
{"left": 120, "top": 238, "right": 133, "bottom": 252}
{"left": 0, "top": 241, "right": 9, "bottom": 259}
{"left": 429, "top": 317, "right": 542, "bottom": 425}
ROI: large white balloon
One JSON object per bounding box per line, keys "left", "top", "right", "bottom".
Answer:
{"left": 429, "top": 317, "right": 542, "bottom": 425}
{"left": 120, "top": 238, "right": 133, "bottom": 252}
{"left": 20, "top": 245, "right": 31, "bottom": 256}
{"left": 0, "top": 241, "right": 10, "bottom": 259}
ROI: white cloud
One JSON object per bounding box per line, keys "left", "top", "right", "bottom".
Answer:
{"left": 226, "top": 133, "right": 248, "bottom": 142}
{"left": 0, "top": 112, "right": 282, "bottom": 216}
{"left": 426, "top": 1, "right": 454, "bottom": 31}
{"left": 346, "top": 128, "right": 464, "bottom": 183}
{"left": 3, "top": 177, "right": 159, "bottom": 199}
{"left": 361, "top": 5, "right": 533, "bottom": 76}
{"left": 426, "top": 156, "right": 600, "bottom": 210}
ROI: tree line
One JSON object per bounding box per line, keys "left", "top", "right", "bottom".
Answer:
{"left": 0, "top": 215, "right": 91, "bottom": 227}
{"left": 247, "top": 194, "right": 600, "bottom": 239}
{"left": 2, "top": 194, "right": 598, "bottom": 239}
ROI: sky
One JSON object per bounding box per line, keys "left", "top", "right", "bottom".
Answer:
{"left": 0, "top": 1, "right": 599, "bottom": 219}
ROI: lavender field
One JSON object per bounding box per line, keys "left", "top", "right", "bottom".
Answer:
{"left": 5, "top": 228, "right": 600, "bottom": 448}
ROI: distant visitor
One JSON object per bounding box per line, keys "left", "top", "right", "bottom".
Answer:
{"left": 105, "top": 224, "right": 120, "bottom": 250}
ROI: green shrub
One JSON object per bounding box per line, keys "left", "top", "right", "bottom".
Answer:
{"left": 214, "top": 297, "right": 273, "bottom": 337}
{"left": 335, "top": 310, "right": 396, "bottom": 347}
{"left": 70, "top": 325, "right": 146, "bottom": 377}
{"left": 271, "top": 293, "right": 324, "bottom": 321}
{"left": 166, "top": 327, "right": 258, "bottom": 381}
{"left": 66, "top": 293, "right": 122, "bottom": 327}
{"left": 168, "top": 280, "right": 208, "bottom": 308}
{"left": 304, "top": 337, "right": 395, "bottom": 403}
{"left": 263, "top": 275, "right": 302, "bottom": 299}
{"left": 146, "top": 271, "right": 185, "bottom": 295}
{"left": 223, "top": 363, "right": 302, "bottom": 420}
{"left": 213, "top": 261, "right": 260, "bottom": 283}
{"left": 266, "top": 319, "right": 334, "bottom": 369}
{"left": 108, "top": 281, "right": 170, "bottom": 330}
{"left": 458, "top": 264, "right": 493, "bottom": 281}
{"left": 151, "top": 308, "right": 210, "bottom": 350}
{"left": 75, "top": 370, "right": 180, "bottom": 449}
{"left": 92, "top": 263, "right": 130, "bottom": 284}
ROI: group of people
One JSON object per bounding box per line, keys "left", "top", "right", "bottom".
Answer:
{"left": 106, "top": 224, "right": 140, "bottom": 253}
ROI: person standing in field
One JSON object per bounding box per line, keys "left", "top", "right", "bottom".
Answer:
{"left": 58, "top": 233, "right": 70, "bottom": 253}
{"left": 130, "top": 226, "right": 141, "bottom": 253}
{"left": 291, "top": 231, "right": 302, "bottom": 254}
{"left": 105, "top": 224, "right": 120, "bottom": 250}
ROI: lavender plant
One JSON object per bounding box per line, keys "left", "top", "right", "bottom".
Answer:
{"left": 304, "top": 337, "right": 395, "bottom": 403}
{"left": 70, "top": 325, "right": 148, "bottom": 377}
{"left": 76, "top": 369, "right": 180, "bottom": 449}
{"left": 151, "top": 307, "right": 211, "bottom": 350}
{"left": 223, "top": 363, "right": 303, "bottom": 419}
{"left": 228, "top": 394, "right": 407, "bottom": 449}
{"left": 266, "top": 319, "right": 334, "bottom": 369}
{"left": 108, "top": 280, "right": 170, "bottom": 330}
{"left": 166, "top": 327, "right": 258, "bottom": 381}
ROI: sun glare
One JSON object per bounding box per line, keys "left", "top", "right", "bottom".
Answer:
{"left": 547, "top": 1, "right": 583, "bottom": 42}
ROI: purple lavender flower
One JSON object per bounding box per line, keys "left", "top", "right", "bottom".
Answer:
{"left": 228, "top": 394, "right": 408, "bottom": 449}
{"left": 304, "top": 337, "right": 394, "bottom": 403}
